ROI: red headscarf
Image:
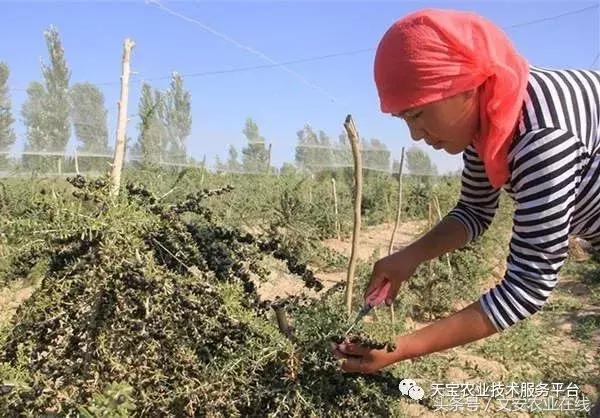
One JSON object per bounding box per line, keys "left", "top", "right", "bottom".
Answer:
{"left": 374, "top": 8, "right": 530, "bottom": 188}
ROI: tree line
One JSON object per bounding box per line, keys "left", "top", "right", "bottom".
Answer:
{"left": 0, "top": 26, "right": 192, "bottom": 171}
{"left": 0, "top": 26, "right": 438, "bottom": 176}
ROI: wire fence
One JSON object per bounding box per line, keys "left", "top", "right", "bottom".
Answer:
{"left": 0, "top": 147, "right": 447, "bottom": 178}
{"left": 1, "top": 4, "right": 596, "bottom": 184}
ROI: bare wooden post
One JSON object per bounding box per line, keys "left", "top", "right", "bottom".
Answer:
{"left": 387, "top": 146, "right": 405, "bottom": 327}
{"left": 331, "top": 177, "right": 341, "bottom": 240}
{"left": 200, "top": 154, "right": 206, "bottom": 187}
{"left": 428, "top": 201, "right": 433, "bottom": 229}
{"left": 273, "top": 305, "right": 295, "bottom": 341}
{"left": 74, "top": 152, "right": 79, "bottom": 175}
{"left": 428, "top": 200, "right": 434, "bottom": 277}
{"left": 343, "top": 114, "right": 363, "bottom": 317}
{"left": 110, "top": 38, "right": 135, "bottom": 197}
{"left": 307, "top": 173, "right": 314, "bottom": 204}
{"left": 266, "top": 143, "right": 272, "bottom": 174}
{"left": 387, "top": 147, "right": 405, "bottom": 255}
{"left": 57, "top": 157, "right": 62, "bottom": 175}
{"left": 433, "top": 194, "right": 453, "bottom": 279}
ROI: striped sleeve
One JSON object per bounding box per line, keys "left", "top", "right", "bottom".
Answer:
{"left": 479, "top": 128, "right": 584, "bottom": 332}
{"left": 446, "top": 146, "right": 501, "bottom": 243}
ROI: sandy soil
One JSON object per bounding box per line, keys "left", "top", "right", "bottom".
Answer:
{"left": 257, "top": 220, "right": 427, "bottom": 300}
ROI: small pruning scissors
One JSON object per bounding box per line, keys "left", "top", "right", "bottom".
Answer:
{"left": 344, "top": 280, "right": 391, "bottom": 336}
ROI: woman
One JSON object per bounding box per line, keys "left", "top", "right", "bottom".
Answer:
{"left": 332, "top": 8, "right": 600, "bottom": 374}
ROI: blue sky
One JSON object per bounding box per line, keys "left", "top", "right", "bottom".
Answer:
{"left": 1, "top": 0, "right": 599, "bottom": 172}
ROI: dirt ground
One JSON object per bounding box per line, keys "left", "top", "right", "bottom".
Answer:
{"left": 257, "top": 220, "right": 427, "bottom": 301}
{"left": 258, "top": 220, "right": 599, "bottom": 417}
{"left": 0, "top": 278, "right": 36, "bottom": 329}
{"left": 320, "top": 220, "right": 428, "bottom": 261}
{"left": 1, "top": 220, "right": 598, "bottom": 417}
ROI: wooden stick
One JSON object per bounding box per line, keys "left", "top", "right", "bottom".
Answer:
{"left": 266, "top": 143, "right": 272, "bottom": 174}
{"left": 387, "top": 147, "right": 405, "bottom": 328}
{"left": 110, "top": 38, "right": 135, "bottom": 197}
{"left": 57, "top": 157, "right": 62, "bottom": 175}
{"left": 331, "top": 177, "right": 341, "bottom": 240}
{"left": 428, "top": 200, "right": 434, "bottom": 277}
{"left": 433, "top": 194, "right": 453, "bottom": 280}
{"left": 74, "top": 152, "right": 79, "bottom": 175}
{"left": 372, "top": 304, "right": 380, "bottom": 321}
{"left": 343, "top": 114, "right": 363, "bottom": 317}
{"left": 428, "top": 200, "right": 433, "bottom": 230}
{"left": 273, "top": 305, "right": 296, "bottom": 341}
{"left": 389, "top": 296, "right": 396, "bottom": 326}
{"left": 200, "top": 154, "right": 206, "bottom": 187}
{"left": 388, "top": 147, "right": 405, "bottom": 255}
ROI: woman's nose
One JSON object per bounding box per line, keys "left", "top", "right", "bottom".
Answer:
{"left": 407, "top": 122, "right": 425, "bottom": 142}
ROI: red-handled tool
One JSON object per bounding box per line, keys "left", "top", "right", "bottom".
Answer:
{"left": 344, "top": 280, "right": 391, "bottom": 336}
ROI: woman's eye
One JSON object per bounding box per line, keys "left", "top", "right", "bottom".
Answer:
{"left": 393, "top": 111, "right": 421, "bottom": 120}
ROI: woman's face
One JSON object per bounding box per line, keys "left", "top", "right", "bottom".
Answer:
{"left": 393, "top": 88, "right": 480, "bottom": 155}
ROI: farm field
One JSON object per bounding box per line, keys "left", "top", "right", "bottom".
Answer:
{"left": 0, "top": 168, "right": 597, "bottom": 417}
{"left": 0, "top": 3, "right": 599, "bottom": 415}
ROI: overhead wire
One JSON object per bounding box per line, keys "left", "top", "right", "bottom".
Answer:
{"left": 4, "top": 3, "right": 598, "bottom": 167}
{"left": 6, "top": 4, "right": 598, "bottom": 93}
{"left": 146, "top": 0, "right": 345, "bottom": 106}
{"left": 591, "top": 52, "right": 600, "bottom": 68}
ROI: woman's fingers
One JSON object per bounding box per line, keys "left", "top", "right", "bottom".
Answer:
{"left": 331, "top": 342, "right": 396, "bottom": 375}
{"left": 338, "top": 342, "right": 370, "bottom": 356}
{"left": 340, "top": 355, "right": 364, "bottom": 373}
{"left": 387, "top": 276, "right": 404, "bottom": 304}
{"left": 330, "top": 342, "right": 369, "bottom": 361}
{"left": 363, "top": 270, "right": 385, "bottom": 300}
{"left": 331, "top": 346, "right": 345, "bottom": 360}
{"left": 330, "top": 344, "right": 369, "bottom": 373}
{"left": 366, "top": 279, "right": 391, "bottom": 306}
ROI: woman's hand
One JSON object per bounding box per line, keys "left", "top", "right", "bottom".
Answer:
{"left": 331, "top": 301, "right": 499, "bottom": 374}
{"left": 364, "top": 247, "right": 421, "bottom": 306}
{"left": 330, "top": 339, "right": 402, "bottom": 374}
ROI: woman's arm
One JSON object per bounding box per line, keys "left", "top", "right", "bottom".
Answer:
{"left": 406, "top": 216, "right": 469, "bottom": 263}
{"left": 336, "top": 129, "right": 584, "bottom": 373}
{"left": 364, "top": 217, "right": 471, "bottom": 303}
{"left": 332, "top": 302, "right": 497, "bottom": 373}
{"left": 337, "top": 218, "right": 498, "bottom": 374}
{"left": 410, "top": 147, "right": 502, "bottom": 263}
{"left": 392, "top": 300, "right": 498, "bottom": 361}
{"left": 334, "top": 300, "right": 498, "bottom": 374}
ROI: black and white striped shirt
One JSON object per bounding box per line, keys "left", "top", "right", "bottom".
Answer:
{"left": 447, "top": 66, "right": 600, "bottom": 332}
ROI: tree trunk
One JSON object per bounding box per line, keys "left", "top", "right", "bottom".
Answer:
{"left": 331, "top": 177, "right": 341, "bottom": 240}
{"left": 387, "top": 146, "right": 405, "bottom": 327}
{"left": 266, "top": 143, "right": 272, "bottom": 174}
{"left": 343, "top": 115, "right": 363, "bottom": 317}
{"left": 388, "top": 147, "right": 405, "bottom": 255}
{"left": 110, "top": 38, "right": 135, "bottom": 197}
{"left": 433, "top": 194, "right": 452, "bottom": 280}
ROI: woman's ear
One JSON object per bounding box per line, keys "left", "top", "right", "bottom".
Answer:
{"left": 462, "top": 87, "right": 478, "bottom": 100}
{"left": 461, "top": 88, "right": 480, "bottom": 110}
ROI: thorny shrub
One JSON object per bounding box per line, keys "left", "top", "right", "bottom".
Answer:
{"left": 0, "top": 175, "right": 409, "bottom": 417}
